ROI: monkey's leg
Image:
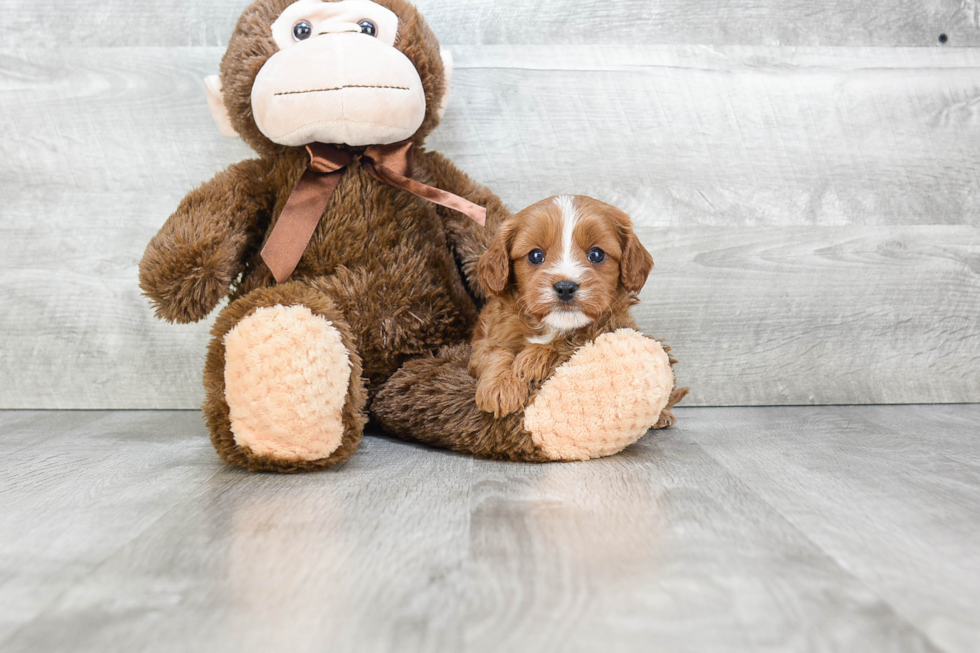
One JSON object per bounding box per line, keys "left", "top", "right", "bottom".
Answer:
{"left": 372, "top": 329, "right": 675, "bottom": 463}
{"left": 372, "top": 344, "right": 549, "bottom": 462}
{"left": 204, "top": 281, "right": 366, "bottom": 472}
{"left": 652, "top": 387, "right": 691, "bottom": 430}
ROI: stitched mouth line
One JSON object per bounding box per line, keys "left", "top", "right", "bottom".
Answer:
{"left": 275, "top": 84, "right": 410, "bottom": 96}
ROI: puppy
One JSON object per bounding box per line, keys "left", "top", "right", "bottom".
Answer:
{"left": 470, "top": 194, "right": 685, "bottom": 420}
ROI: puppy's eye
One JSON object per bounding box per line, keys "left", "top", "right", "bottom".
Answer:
{"left": 588, "top": 247, "right": 606, "bottom": 264}
{"left": 293, "top": 21, "right": 313, "bottom": 41}
{"left": 528, "top": 249, "right": 545, "bottom": 265}
{"left": 358, "top": 20, "right": 377, "bottom": 37}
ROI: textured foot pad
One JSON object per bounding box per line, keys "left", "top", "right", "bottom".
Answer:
{"left": 224, "top": 305, "right": 351, "bottom": 462}
{"left": 524, "top": 329, "right": 674, "bottom": 461}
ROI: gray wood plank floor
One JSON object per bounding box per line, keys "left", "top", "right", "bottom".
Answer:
{"left": 1, "top": 406, "right": 978, "bottom": 653}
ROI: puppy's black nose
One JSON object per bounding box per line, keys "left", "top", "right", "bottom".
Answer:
{"left": 553, "top": 280, "right": 579, "bottom": 302}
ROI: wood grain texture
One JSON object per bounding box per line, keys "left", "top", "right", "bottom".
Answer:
{"left": 1, "top": 0, "right": 977, "bottom": 47}
{"left": 0, "top": 411, "right": 217, "bottom": 643}
{"left": 684, "top": 404, "right": 980, "bottom": 653}
{"left": 461, "top": 443, "right": 940, "bottom": 653}
{"left": 638, "top": 225, "right": 980, "bottom": 406}
{"left": 3, "top": 406, "right": 979, "bottom": 652}
{"left": 6, "top": 46, "right": 980, "bottom": 227}
{"left": 435, "top": 46, "right": 980, "bottom": 228}
{"left": 1, "top": 45, "right": 979, "bottom": 408}
{"left": 2, "top": 223, "right": 977, "bottom": 408}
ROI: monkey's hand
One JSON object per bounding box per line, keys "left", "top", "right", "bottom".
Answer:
{"left": 139, "top": 160, "right": 274, "bottom": 324}
{"left": 139, "top": 221, "right": 247, "bottom": 324}
{"left": 476, "top": 371, "right": 530, "bottom": 418}
{"left": 513, "top": 345, "right": 560, "bottom": 384}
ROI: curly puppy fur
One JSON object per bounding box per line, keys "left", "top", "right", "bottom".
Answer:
{"left": 469, "top": 195, "right": 655, "bottom": 418}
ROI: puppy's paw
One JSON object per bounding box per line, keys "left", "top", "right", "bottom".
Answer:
{"left": 476, "top": 373, "right": 530, "bottom": 417}
{"left": 513, "top": 347, "right": 559, "bottom": 384}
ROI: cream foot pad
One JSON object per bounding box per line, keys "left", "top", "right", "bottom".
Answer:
{"left": 224, "top": 305, "right": 351, "bottom": 462}
{"left": 524, "top": 329, "right": 674, "bottom": 461}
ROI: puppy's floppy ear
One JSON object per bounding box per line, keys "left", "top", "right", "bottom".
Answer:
{"left": 478, "top": 222, "right": 513, "bottom": 296}
{"left": 619, "top": 221, "right": 654, "bottom": 293}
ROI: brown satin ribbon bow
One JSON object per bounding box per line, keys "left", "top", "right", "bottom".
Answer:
{"left": 260, "top": 141, "right": 487, "bottom": 283}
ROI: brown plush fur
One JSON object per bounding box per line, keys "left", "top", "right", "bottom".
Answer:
{"left": 373, "top": 344, "right": 551, "bottom": 462}
{"left": 139, "top": 0, "right": 683, "bottom": 470}
{"left": 373, "top": 341, "right": 688, "bottom": 462}
{"left": 204, "top": 281, "right": 367, "bottom": 472}
{"left": 140, "top": 0, "right": 504, "bottom": 471}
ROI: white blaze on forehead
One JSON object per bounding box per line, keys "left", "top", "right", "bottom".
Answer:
{"left": 551, "top": 195, "right": 587, "bottom": 282}
{"left": 272, "top": 0, "right": 400, "bottom": 49}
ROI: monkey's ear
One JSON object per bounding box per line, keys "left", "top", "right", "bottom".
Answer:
{"left": 478, "top": 223, "right": 513, "bottom": 296}
{"left": 619, "top": 224, "right": 654, "bottom": 293}
{"left": 204, "top": 75, "right": 240, "bottom": 139}
{"left": 436, "top": 49, "right": 454, "bottom": 121}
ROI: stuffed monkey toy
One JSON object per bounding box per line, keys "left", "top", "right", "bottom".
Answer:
{"left": 139, "top": 0, "right": 677, "bottom": 472}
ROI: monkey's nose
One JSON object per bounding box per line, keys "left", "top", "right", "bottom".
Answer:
{"left": 553, "top": 280, "right": 579, "bottom": 302}
{"left": 316, "top": 23, "right": 363, "bottom": 36}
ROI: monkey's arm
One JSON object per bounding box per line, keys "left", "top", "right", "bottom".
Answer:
{"left": 417, "top": 150, "right": 511, "bottom": 301}
{"left": 139, "top": 158, "right": 276, "bottom": 324}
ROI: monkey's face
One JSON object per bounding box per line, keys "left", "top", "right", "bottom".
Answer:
{"left": 210, "top": 0, "right": 448, "bottom": 152}
{"left": 251, "top": 0, "right": 426, "bottom": 147}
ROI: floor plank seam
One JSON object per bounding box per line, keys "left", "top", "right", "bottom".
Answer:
{"left": 687, "top": 434, "right": 953, "bottom": 652}
{"left": 0, "top": 462, "right": 234, "bottom": 650}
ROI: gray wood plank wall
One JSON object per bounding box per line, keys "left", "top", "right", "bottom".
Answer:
{"left": 1, "top": 1, "right": 978, "bottom": 408}
{"left": 2, "top": 0, "right": 978, "bottom": 46}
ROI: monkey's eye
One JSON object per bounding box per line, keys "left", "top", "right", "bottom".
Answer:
{"left": 588, "top": 247, "right": 606, "bottom": 264}
{"left": 292, "top": 21, "right": 313, "bottom": 41}
{"left": 358, "top": 20, "right": 377, "bottom": 37}
{"left": 528, "top": 249, "right": 545, "bottom": 265}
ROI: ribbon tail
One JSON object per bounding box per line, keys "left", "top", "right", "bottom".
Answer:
{"left": 364, "top": 161, "right": 487, "bottom": 227}
{"left": 261, "top": 170, "right": 343, "bottom": 283}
